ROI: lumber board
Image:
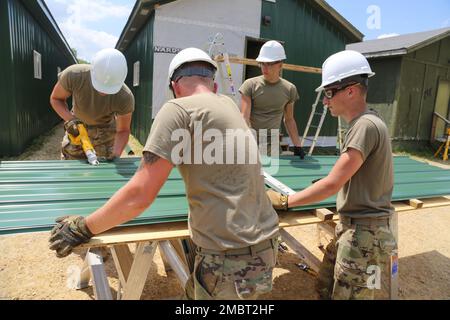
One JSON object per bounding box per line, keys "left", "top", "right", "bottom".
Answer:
{"left": 82, "top": 196, "right": 450, "bottom": 248}
{"left": 214, "top": 56, "right": 322, "bottom": 74}
{"left": 314, "top": 208, "right": 335, "bottom": 221}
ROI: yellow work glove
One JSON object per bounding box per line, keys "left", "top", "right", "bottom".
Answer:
{"left": 266, "top": 189, "right": 289, "bottom": 211}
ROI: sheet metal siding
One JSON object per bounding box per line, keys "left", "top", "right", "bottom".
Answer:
{"left": 1, "top": 0, "right": 74, "bottom": 156}
{"left": 260, "top": 0, "right": 355, "bottom": 137}
{"left": 1, "top": 156, "right": 449, "bottom": 235}
{"left": 0, "top": 0, "right": 16, "bottom": 157}
{"left": 395, "top": 39, "right": 450, "bottom": 141}
{"left": 123, "top": 12, "right": 155, "bottom": 145}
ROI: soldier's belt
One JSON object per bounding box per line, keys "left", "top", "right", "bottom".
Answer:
{"left": 339, "top": 215, "right": 390, "bottom": 226}
{"left": 197, "top": 237, "right": 277, "bottom": 257}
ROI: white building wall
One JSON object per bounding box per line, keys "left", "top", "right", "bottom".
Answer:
{"left": 152, "top": 0, "right": 261, "bottom": 117}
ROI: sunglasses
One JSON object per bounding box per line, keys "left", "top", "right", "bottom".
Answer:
{"left": 323, "top": 82, "right": 360, "bottom": 99}
{"left": 258, "top": 61, "right": 281, "bottom": 67}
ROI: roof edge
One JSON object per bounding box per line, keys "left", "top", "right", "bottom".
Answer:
{"left": 116, "top": 0, "right": 175, "bottom": 51}
{"left": 313, "top": 0, "right": 364, "bottom": 41}
{"left": 23, "top": 0, "right": 77, "bottom": 63}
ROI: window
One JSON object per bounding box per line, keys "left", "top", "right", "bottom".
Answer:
{"left": 133, "top": 61, "right": 140, "bottom": 87}
{"left": 33, "top": 50, "right": 42, "bottom": 79}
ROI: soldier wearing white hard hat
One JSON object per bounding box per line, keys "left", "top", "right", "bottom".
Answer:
{"left": 239, "top": 40, "right": 304, "bottom": 158}
{"left": 50, "top": 48, "right": 134, "bottom": 161}
{"left": 267, "top": 50, "right": 396, "bottom": 300}
{"left": 49, "top": 47, "right": 280, "bottom": 301}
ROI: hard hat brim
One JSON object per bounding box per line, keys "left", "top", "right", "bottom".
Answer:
{"left": 315, "top": 71, "right": 376, "bottom": 92}
{"left": 91, "top": 76, "right": 123, "bottom": 95}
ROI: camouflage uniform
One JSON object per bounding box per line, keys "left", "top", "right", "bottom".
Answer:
{"left": 317, "top": 216, "right": 397, "bottom": 300}
{"left": 185, "top": 237, "right": 279, "bottom": 300}
{"left": 61, "top": 123, "right": 116, "bottom": 160}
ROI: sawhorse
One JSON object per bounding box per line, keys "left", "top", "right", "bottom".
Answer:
{"left": 72, "top": 210, "right": 330, "bottom": 300}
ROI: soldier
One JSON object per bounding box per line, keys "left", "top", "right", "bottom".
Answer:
{"left": 239, "top": 40, "right": 304, "bottom": 158}
{"left": 50, "top": 48, "right": 135, "bottom": 161}
{"left": 267, "top": 50, "right": 397, "bottom": 300}
{"left": 48, "top": 48, "right": 280, "bottom": 300}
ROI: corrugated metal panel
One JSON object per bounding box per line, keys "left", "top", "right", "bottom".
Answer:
{"left": 0, "top": 0, "right": 16, "bottom": 157}
{"left": 0, "top": 0, "right": 76, "bottom": 157}
{"left": 1, "top": 156, "right": 449, "bottom": 235}
{"left": 122, "top": 12, "right": 155, "bottom": 145}
{"left": 260, "top": 0, "right": 358, "bottom": 137}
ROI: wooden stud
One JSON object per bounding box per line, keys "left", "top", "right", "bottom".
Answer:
{"left": 121, "top": 242, "right": 157, "bottom": 300}
{"left": 314, "top": 208, "right": 335, "bottom": 221}
{"left": 110, "top": 244, "right": 133, "bottom": 287}
{"left": 407, "top": 199, "right": 424, "bottom": 209}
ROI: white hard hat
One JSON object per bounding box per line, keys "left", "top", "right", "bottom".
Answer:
{"left": 168, "top": 48, "right": 217, "bottom": 83}
{"left": 256, "top": 40, "right": 286, "bottom": 62}
{"left": 316, "top": 50, "right": 375, "bottom": 92}
{"left": 91, "top": 48, "right": 128, "bottom": 95}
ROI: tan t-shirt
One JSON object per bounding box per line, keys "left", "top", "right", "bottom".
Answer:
{"left": 59, "top": 64, "right": 134, "bottom": 125}
{"left": 239, "top": 76, "right": 299, "bottom": 132}
{"left": 337, "top": 111, "right": 394, "bottom": 218}
{"left": 143, "top": 92, "right": 279, "bottom": 251}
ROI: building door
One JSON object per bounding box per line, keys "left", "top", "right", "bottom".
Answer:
{"left": 433, "top": 80, "right": 450, "bottom": 140}
{"left": 244, "top": 37, "right": 265, "bottom": 80}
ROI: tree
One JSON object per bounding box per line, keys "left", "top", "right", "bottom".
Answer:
{"left": 71, "top": 47, "right": 89, "bottom": 64}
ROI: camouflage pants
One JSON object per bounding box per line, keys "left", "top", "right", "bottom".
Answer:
{"left": 61, "top": 124, "right": 116, "bottom": 160}
{"left": 185, "top": 237, "right": 279, "bottom": 300}
{"left": 317, "top": 217, "right": 397, "bottom": 300}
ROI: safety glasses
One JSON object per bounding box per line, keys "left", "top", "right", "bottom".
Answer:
{"left": 323, "top": 82, "right": 360, "bottom": 99}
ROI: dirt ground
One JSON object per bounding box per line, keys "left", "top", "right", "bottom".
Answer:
{"left": 0, "top": 123, "right": 449, "bottom": 300}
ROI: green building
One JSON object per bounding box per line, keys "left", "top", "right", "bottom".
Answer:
{"left": 116, "top": 0, "right": 362, "bottom": 145}
{"left": 0, "top": 0, "right": 77, "bottom": 157}
{"left": 347, "top": 27, "right": 450, "bottom": 144}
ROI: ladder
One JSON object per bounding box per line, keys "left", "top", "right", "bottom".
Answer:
{"left": 434, "top": 127, "right": 450, "bottom": 161}
{"left": 300, "top": 91, "right": 328, "bottom": 155}
{"left": 336, "top": 116, "right": 345, "bottom": 154}
{"left": 206, "top": 33, "right": 237, "bottom": 100}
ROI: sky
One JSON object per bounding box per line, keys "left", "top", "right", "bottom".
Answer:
{"left": 44, "top": 0, "right": 450, "bottom": 62}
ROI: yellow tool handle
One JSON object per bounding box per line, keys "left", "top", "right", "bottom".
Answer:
{"left": 77, "top": 124, "right": 95, "bottom": 154}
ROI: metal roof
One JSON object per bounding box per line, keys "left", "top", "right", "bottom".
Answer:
{"left": 116, "top": 0, "right": 363, "bottom": 52}
{"left": 347, "top": 27, "right": 450, "bottom": 59}
{"left": 1, "top": 156, "right": 449, "bottom": 235}
{"left": 22, "top": 0, "right": 77, "bottom": 63}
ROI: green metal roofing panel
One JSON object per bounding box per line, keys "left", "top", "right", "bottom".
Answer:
{"left": 1, "top": 156, "right": 450, "bottom": 235}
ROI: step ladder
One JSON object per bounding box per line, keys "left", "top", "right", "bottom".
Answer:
{"left": 434, "top": 127, "right": 450, "bottom": 161}
{"left": 300, "top": 91, "right": 328, "bottom": 155}
{"left": 336, "top": 116, "right": 346, "bottom": 154}
{"left": 206, "top": 33, "right": 237, "bottom": 101}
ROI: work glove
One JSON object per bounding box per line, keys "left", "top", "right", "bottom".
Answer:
{"left": 289, "top": 146, "right": 305, "bottom": 159}
{"left": 266, "top": 189, "right": 289, "bottom": 211}
{"left": 64, "top": 119, "right": 85, "bottom": 137}
{"left": 49, "top": 216, "right": 93, "bottom": 258}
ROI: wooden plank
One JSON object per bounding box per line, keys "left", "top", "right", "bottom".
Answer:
{"left": 110, "top": 244, "right": 133, "bottom": 286}
{"left": 314, "top": 208, "right": 335, "bottom": 221}
{"left": 407, "top": 199, "right": 424, "bottom": 209}
{"left": 81, "top": 196, "right": 450, "bottom": 248}
{"left": 121, "top": 242, "right": 157, "bottom": 300}
{"left": 279, "top": 229, "right": 321, "bottom": 273}
{"left": 214, "top": 56, "right": 322, "bottom": 74}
